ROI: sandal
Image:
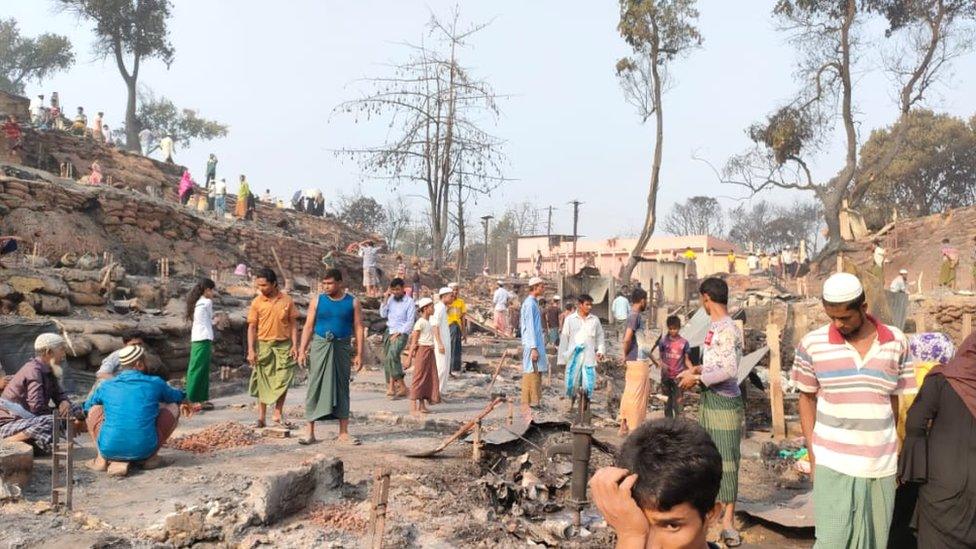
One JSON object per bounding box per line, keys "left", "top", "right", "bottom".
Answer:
{"left": 200, "top": 401, "right": 215, "bottom": 411}
{"left": 336, "top": 435, "right": 361, "bottom": 446}
{"left": 254, "top": 419, "right": 266, "bottom": 429}
{"left": 298, "top": 437, "right": 317, "bottom": 446}
{"left": 720, "top": 529, "right": 742, "bottom": 547}
{"left": 272, "top": 418, "right": 295, "bottom": 430}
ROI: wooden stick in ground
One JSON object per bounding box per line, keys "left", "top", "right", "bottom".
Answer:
{"left": 406, "top": 397, "right": 506, "bottom": 458}
{"left": 270, "top": 246, "right": 292, "bottom": 291}
{"left": 369, "top": 468, "right": 391, "bottom": 549}
{"left": 486, "top": 350, "right": 510, "bottom": 395}
{"left": 766, "top": 323, "right": 786, "bottom": 439}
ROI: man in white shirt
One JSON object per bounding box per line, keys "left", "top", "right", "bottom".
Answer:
{"left": 747, "top": 252, "right": 759, "bottom": 274}
{"left": 492, "top": 280, "right": 511, "bottom": 336}
{"left": 611, "top": 291, "right": 630, "bottom": 341}
{"left": 432, "top": 287, "right": 454, "bottom": 395}
{"left": 358, "top": 240, "right": 380, "bottom": 297}
{"left": 159, "top": 134, "right": 175, "bottom": 162}
{"left": 138, "top": 128, "right": 153, "bottom": 156}
{"left": 560, "top": 294, "right": 606, "bottom": 411}
{"left": 889, "top": 269, "right": 908, "bottom": 293}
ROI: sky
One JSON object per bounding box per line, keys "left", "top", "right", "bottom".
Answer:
{"left": 5, "top": 1, "right": 976, "bottom": 240}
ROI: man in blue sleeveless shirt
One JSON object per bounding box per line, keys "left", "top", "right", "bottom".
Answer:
{"left": 297, "top": 269, "right": 364, "bottom": 445}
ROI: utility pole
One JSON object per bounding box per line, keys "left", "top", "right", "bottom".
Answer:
{"left": 546, "top": 206, "right": 554, "bottom": 242}
{"left": 569, "top": 200, "right": 581, "bottom": 274}
{"left": 481, "top": 214, "right": 493, "bottom": 274}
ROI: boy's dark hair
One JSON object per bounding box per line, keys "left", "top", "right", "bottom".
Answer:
{"left": 823, "top": 291, "right": 866, "bottom": 312}
{"left": 389, "top": 277, "right": 405, "bottom": 288}
{"left": 619, "top": 418, "right": 722, "bottom": 519}
{"left": 255, "top": 267, "right": 278, "bottom": 285}
{"left": 578, "top": 294, "right": 594, "bottom": 305}
{"left": 630, "top": 288, "right": 647, "bottom": 305}
{"left": 698, "top": 277, "right": 728, "bottom": 305}
{"left": 564, "top": 302, "right": 575, "bottom": 311}
{"left": 666, "top": 315, "right": 681, "bottom": 330}
{"left": 323, "top": 268, "right": 343, "bottom": 282}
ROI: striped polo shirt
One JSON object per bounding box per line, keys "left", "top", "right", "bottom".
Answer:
{"left": 791, "top": 317, "right": 915, "bottom": 478}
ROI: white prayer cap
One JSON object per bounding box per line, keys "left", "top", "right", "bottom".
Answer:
{"left": 528, "top": 277, "right": 545, "bottom": 288}
{"left": 416, "top": 297, "right": 434, "bottom": 309}
{"left": 438, "top": 287, "right": 453, "bottom": 297}
{"left": 822, "top": 272, "right": 863, "bottom": 303}
{"left": 34, "top": 333, "right": 66, "bottom": 352}
{"left": 496, "top": 279, "right": 504, "bottom": 286}
{"left": 118, "top": 345, "right": 146, "bottom": 367}
{"left": 448, "top": 282, "right": 459, "bottom": 289}
{"left": 899, "top": 269, "right": 908, "bottom": 275}
{"left": 553, "top": 295, "right": 561, "bottom": 301}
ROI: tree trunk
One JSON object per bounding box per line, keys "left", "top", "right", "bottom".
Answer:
{"left": 124, "top": 77, "right": 139, "bottom": 151}
{"left": 455, "top": 174, "right": 465, "bottom": 283}
{"left": 620, "top": 23, "right": 664, "bottom": 285}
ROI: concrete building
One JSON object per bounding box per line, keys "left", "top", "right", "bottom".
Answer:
{"left": 515, "top": 234, "right": 746, "bottom": 280}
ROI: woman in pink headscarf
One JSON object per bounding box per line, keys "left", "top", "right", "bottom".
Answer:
{"left": 178, "top": 170, "right": 195, "bottom": 206}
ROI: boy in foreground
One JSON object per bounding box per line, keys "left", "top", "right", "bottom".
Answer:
{"left": 590, "top": 418, "right": 723, "bottom": 549}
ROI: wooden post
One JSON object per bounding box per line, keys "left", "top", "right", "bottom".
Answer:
{"left": 472, "top": 420, "right": 482, "bottom": 463}
{"left": 369, "top": 468, "right": 391, "bottom": 549}
{"left": 656, "top": 307, "right": 668, "bottom": 332}
{"left": 914, "top": 311, "right": 926, "bottom": 334}
{"left": 767, "top": 323, "right": 786, "bottom": 440}
{"left": 836, "top": 253, "right": 844, "bottom": 273}
{"left": 963, "top": 313, "right": 973, "bottom": 340}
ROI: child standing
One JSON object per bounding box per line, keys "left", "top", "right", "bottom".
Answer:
{"left": 655, "top": 315, "right": 692, "bottom": 418}
{"left": 404, "top": 298, "right": 440, "bottom": 415}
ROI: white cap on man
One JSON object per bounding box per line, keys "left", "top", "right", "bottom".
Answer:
{"left": 448, "top": 282, "right": 459, "bottom": 289}
{"left": 34, "top": 333, "right": 66, "bottom": 352}
{"left": 528, "top": 276, "right": 544, "bottom": 288}
{"left": 438, "top": 287, "right": 453, "bottom": 297}
{"left": 416, "top": 297, "right": 434, "bottom": 309}
{"left": 553, "top": 295, "right": 561, "bottom": 301}
{"left": 496, "top": 279, "right": 504, "bottom": 286}
{"left": 822, "top": 272, "right": 864, "bottom": 303}
{"left": 899, "top": 268, "right": 908, "bottom": 275}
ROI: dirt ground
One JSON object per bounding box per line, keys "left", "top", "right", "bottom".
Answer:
{"left": 0, "top": 335, "right": 815, "bottom": 548}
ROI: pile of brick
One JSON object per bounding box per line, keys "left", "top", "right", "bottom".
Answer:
{"left": 304, "top": 502, "right": 368, "bottom": 533}
{"left": 167, "top": 422, "right": 259, "bottom": 453}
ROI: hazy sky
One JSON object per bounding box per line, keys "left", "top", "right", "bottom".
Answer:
{"left": 6, "top": 1, "right": 976, "bottom": 239}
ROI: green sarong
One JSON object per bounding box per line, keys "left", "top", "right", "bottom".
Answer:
{"left": 812, "top": 465, "right": 895, "bottom": 549}
{"left": 306, "top": 334, "right": 351, "bottom": 421}
{"left": 382, "top": 331, "right": 406, "bottom": 382}
{"left": 249, "top": 340, "right": 295, "bottom": 405}
{"left": 939, "top": 261, "right": 956, "bottom": 287}
{"left": 698, "top": 389, "right": 743, "bottom": 504}
{"left": 186, "top": 340, "right": 212, "bottom": 402}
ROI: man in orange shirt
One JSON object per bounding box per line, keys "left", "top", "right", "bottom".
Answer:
{"left": 247, "top": 268, "right": 299, "bottom": 428}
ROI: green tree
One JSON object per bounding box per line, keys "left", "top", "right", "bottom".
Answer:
{"left": 616, "top": 0, "right": 702, "bottom": 284}
{"left": 857, "top": 109, "right": 976, "bottom": 226}
{"left": 60, "top": 0, "right": 175, "bottom": 151}
{"left": 134, "top": 89, "right": 227, "bottom": 155}
{"left": 0, "top": 18, "right": 74, "bottom": 95}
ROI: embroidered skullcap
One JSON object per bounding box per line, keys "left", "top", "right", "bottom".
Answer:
{"left": 822, "top": 272, "right": 863, "bottom": 303}
{"left": 34, "top": 333, "right": 66, "bottom": 351}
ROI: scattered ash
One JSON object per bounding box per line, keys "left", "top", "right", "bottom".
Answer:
{"left": 304, "top": 502, "right": 369, "bottom": 533}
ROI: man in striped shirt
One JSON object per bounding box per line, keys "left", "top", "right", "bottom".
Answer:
{"left": 792, "top": 272, "right": 915, "bottom": 549}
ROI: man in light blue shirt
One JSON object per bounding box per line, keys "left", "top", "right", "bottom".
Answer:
{"left": 611, "top": 290, "right": 630, "bottom": 342}
{"left": 520, "top": 277, "right": 548, "bottom": 412}
{"left": 380, "top": 278, "right": 415, "bottom": 398}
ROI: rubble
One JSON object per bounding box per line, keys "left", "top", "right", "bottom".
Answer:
{"left": 304, "top": 501, "right": 370, "bottom": 533}
{"left": 166, "top": 421, "right": 260, "bottom": 453}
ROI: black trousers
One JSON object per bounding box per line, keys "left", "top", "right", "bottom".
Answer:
{"left": 449, "top": 323, "right": 462, "bottom": 372}
{"left": 661, "top": 376, "right": 683, "bottom": 418}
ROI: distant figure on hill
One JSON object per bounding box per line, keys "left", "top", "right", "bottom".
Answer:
{"left": 213, "top": 178, "right": 227, "bottom": 218}
{"left": 235, "top": 176, "right": 251, "bottom": 220}
{"left": 92, "top": 112, "right": 103, "bottom": 141}
{"left": 205, "top": 153, "right": 217, "bottom": 183}
{"left": 178, "top": 170, "right": 195, "bottom": 206}
{"left": 138, "top": 128, "right": 153, "bottom": 156}
{"left": 3, "top": 115, "right": 23, "bottom": 154}
{"left": 89, "top": 161, "right": 103, "bottom": 185}
{"left": 940, "top": 239, "right": 959, "bottom": 289}
{"left": 102, "top": 125, "right": 113, "bottom": 146}
{"left": 160, "top": 134, "right": 175, "bottom": 163}
{"left": 261, "top": 189, "right": 273, "bottom": 203}
{"left": 71, "top": 107, "right": 87, "bottom": 136}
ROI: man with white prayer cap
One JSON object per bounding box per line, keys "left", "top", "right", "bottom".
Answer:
{"left": 0, "top": 333, "right": 85, "bottom": 452}
{"left": 791, "top": 272, "right": 915, "bottom": 548}
{"left": 431, "top": 287, "right": 455, "bottom": 396}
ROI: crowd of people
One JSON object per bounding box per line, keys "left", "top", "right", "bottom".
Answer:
{"left": 4, "top": 238, "right": 976, "bottom": 547}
